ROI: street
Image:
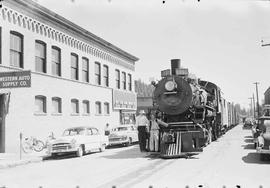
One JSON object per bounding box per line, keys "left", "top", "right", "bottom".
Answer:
{"left": 0, "top": 124, "right": 269, "bottom": 188}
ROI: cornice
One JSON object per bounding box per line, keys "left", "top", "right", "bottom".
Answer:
{"left": 6, "top": 0, "right": 139, "bottom": 64}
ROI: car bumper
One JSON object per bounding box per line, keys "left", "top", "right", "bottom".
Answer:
{"left": 49, "top": 145, "right": 78, "bottom": 155}
{"left": 108, "top": 139, "right": 129, "bottom": 146}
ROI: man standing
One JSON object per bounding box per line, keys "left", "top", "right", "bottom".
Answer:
{"left": 136, "top": 110, "right": 149, "bottom": 152}
{"left": 149, "top": 111, "right": 168, "bottom": 152}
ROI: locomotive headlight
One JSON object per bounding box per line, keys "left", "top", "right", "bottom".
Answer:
{"left": 165, "top": 81, "right": 176, "bottom": 91}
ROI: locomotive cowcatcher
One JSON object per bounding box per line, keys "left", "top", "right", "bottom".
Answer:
{"left": 151, "top": 59, "right": 224, "bottom": 158}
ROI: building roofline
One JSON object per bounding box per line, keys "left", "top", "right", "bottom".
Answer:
{"left": 11, "top": 0, "right": 139, "bottom": 62}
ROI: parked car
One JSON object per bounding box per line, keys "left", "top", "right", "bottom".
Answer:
{"left": 243, "top": 118, "right": 253, "bottom": 129}
{"left": 255, "top": 116, "right": 270, "bottom": 160}
{"left": 47, "top": 126, "right": 108, "bottom": 157}
{"left": 108, "top": 124, "right": 138, "bottom": 146}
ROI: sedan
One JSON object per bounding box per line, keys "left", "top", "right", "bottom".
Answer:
{"left": 108, "top": 125, "right": 138, "bottom": 147}
{"left": 48, "top": 126, "right": 108, "bottom": 157}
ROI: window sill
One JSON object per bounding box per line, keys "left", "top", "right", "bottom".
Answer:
{"left": 95, "top": 114, "right": 102, "bottom": 116}
{"left": 51, "top": 113, "right": 62, "bottom": 116}
{"left": 34, "top": 112, "right": 47, "bottom": 116}
{"left": 104, "top": 114, "right": 110, "bottom": 116}
{"left": 70, "top": 113, "right": 80, "bottom": 116}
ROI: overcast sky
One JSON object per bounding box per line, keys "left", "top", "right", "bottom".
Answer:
{"left": 38, "top": 0, "right": 270, "bottom": 109}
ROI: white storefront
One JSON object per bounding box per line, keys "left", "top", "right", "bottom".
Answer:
{"left": 0, "top": 0, "right": 138, "bottom": 153}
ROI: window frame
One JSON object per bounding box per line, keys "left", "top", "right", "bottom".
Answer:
{"left": 71, "top": 53, "right": 79, "bottom": 80}
{"left": 35, "top": 95, "right": 47, "bottom": 114}
{"left": 103, "top": 65, "right": 109, "bottom": 87}
{"left": 52, "top": 97, "right": 62, "bottom": 114}
{"left": 71, "top": 98, "right": 79, "bottom": 114}
{"left": 51, "top": 46, "right": 61, "bottom": 76}
{"left": 95, "top": 101, "right": 102, "bottom": 115}
{"left": 104, "top": 102, "right": 110, "bottom": 115}
{"left": 10, "top": 31, "right": 24, "bottom": 68}
{"left": 95, "top": 62, "right": 101, "bottom": 85}
{"left": 82, "top": 57, "right": 89, "bottom": 83}
{"left": 128, "top": 73, "right": 132, "bottom": 91}
{"left": 122, "top": 72, "right": 126, "bottom": 90}
{"left": 115, "top": 69, "right": 120, "bottom": 89}
{"left": 35, "top": 40, "right": 47, "bottom": 73}
{"left": 82, "top": 100, "right": 90, "bottom": 115}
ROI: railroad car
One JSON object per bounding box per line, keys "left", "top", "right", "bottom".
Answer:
{"left": 149, "top": 59, "right": 238, "bottom": 158}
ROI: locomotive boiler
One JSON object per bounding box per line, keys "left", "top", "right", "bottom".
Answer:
{"left": 152, "top": 59, "right": 222, "bottom": 158}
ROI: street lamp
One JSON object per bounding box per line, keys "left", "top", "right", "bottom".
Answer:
{"left": 254, "top": 82, "right": 260, "bottom": 118}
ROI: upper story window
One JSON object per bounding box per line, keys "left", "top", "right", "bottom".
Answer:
{"left": 82, "top": 100, "right": 90, "bottom": 114}
{"left": 128, "top": 74, "right": 132, "bottom": 91}
{"left": 104, "top": 102, "right": 110, "bottom": 115}
{"left": 95, "top": 62, "right": 101, "bottom": 85}
{"left": 71, "top": 99, "right": 79, "bottom": 114}
{"left": 35, "top": 40, "right": 46, "bottom": 73}
{"left": 115, "top": 69, "right": 120, "bottom": 89}
{"left": 95, "top": 101, "right": 102, "bottom": 115}
{"left": 122, "top": 72, "right": 126, "bottom": 90}
{"left": 10, "top": 31, "right": 23, "bottom": 68}
{"left": 82, "top": 57, "right": 89, "bottom": 83}
{"left": 52, "top": 97, "right": 62, "bottom": 114}
{"left": 35, "top": 95, "right": 46, "bottom": 113}
{"left": 71, "top": 53, "right": 78, "bottom": 80}
{"left": 103, "top": 65, "right": 109, "bottom": 87}
{"left": 52, "top": 46, "right": 61, "bottom": 76}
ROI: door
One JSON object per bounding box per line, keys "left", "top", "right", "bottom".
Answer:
{"left": 0, "top": 93, "right": 10, "bottom": 153}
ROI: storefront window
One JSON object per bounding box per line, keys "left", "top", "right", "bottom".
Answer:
{"left": 120, "top": 111, "right": 135, "bottom": 125}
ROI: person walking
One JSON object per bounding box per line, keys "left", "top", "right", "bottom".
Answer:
{"left": 136, "top": 110, "right": 149, "bottom": 152}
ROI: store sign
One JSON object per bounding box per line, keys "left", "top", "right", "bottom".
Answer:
{"left": 0, "top": 70, "right": 31, "bottom": 88}
{"left": 113, "top": 90, "right": 137, "bottom": 110}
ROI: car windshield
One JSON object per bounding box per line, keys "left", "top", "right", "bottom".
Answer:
{"left": 62, "top": 128, "right": 86, "bottom": 136}
{"left": 113, "top": 127, "right": 128, "bottom": 131}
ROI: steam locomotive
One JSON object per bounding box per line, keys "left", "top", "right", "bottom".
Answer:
{"left": 151, "top": 59, "right": 238, "bottom": 158}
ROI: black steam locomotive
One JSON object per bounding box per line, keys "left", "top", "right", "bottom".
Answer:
{"left": 151, "top": 59, "right": 237, "bottom": 158}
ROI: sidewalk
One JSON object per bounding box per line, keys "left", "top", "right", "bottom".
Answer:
{"left": 0, "top": 150, "right": 49, "bottom": 169}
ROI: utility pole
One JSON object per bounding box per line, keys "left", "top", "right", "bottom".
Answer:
{"left": 248, "top": 97, "right": 253, "bottom": 118}
{"left": 253, "top": 93, "right": 256, "bottom": 118}
{"left": 254, "top": 82, "right": 260, "bottom": 118}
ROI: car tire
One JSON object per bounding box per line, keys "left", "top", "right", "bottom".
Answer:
{"left": 99, "top": 144, "right": 106, "bottom": 152}
{"left": 254, "top": 142, "right": 257, "bottom": 149}
{"left": 76, "top": 145, "right": 84, "bottom": 157}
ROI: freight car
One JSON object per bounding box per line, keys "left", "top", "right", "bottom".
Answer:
{"left": 149, "top": 59, "right": 238, "bottom": 158}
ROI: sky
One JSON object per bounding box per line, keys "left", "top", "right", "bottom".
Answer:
{"left": 37, "top": 0, "right": 270, "bottom": 109}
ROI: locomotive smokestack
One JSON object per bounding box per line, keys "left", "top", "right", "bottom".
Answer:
{"left": 171, "top": 59, "right": 181, "bottom": 75}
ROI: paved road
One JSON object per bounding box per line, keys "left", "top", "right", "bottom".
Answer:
{"left": 0, "top": 124, "right": 269, "bottom": 188}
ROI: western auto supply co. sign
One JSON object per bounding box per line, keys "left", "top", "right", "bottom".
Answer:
{"left": 0, "top": 70, "right": 31, "bottom": 88}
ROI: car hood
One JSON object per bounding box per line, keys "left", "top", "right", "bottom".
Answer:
{"left": 51, "top": 135, "right": 82, "bottom": 144}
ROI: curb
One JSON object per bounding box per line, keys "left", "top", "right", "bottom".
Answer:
{"left": 0, "top": 157, "right": 44, "bottom": 169}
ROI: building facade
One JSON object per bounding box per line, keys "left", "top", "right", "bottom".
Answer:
{"left": 0, "top": 0, "right": 138, "bottom": 153}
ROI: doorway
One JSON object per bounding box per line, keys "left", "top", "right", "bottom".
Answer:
{"left": 0, "top": 93, "right": 10, "bottom": 153}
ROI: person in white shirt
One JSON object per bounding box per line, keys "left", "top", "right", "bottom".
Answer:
{"left": 136, "top": 110, "right": 149, "bottom": 152}
{"left": 149, "top": 111, "right": 168, "bottom": 152}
